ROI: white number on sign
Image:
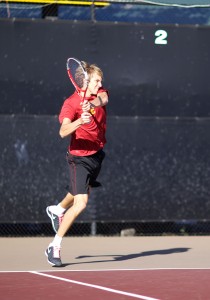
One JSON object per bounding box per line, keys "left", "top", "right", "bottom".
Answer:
{"left": 155, "top": 30, "right": 168, "bottom": 45}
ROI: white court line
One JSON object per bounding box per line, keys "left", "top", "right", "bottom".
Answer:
{"left": 30, "top": 271, "right": 160, "bottom": 300}
{"left": 1, "top": 267, "right": 210, "bottom": 273}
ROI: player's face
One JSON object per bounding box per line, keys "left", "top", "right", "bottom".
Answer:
{"left": 88, "top": 73, "right": 102, "bottom": 95}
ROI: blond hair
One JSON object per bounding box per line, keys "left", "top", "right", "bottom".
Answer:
{"left": 81, "top": 61, "right": 103, "bottom": 80}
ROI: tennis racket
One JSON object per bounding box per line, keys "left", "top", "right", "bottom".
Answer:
{"left": 67, "top": 57, "right": 96, "bottom": 115}
{"left": 66, "top": 57, "right": 89, "bottom": 103}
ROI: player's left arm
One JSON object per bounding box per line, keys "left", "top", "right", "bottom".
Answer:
{"left": 90, "top": 91, "right": 108, "bottom": 107}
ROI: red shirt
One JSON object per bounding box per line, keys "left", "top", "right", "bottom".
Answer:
{"left": 59, "top": 89, "right": 107, "bottom": 156}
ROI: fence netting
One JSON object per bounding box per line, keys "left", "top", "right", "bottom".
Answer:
{"left": 1, "top": 0, "right": 210, "bottom": 21}
{"left": 1, "top": 221, "right": 210, "bottom": 237}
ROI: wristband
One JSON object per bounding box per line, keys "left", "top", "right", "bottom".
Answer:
{"left": 98, "top": 96, "right": 103, "bottom": 105}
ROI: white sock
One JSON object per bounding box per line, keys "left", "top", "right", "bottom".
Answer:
{"left": 56, "top": 204, "right": 66, "bottom": 215}
{"left": 49, "top": 204, "right": 66, "bottom": 216}
{"left": 51, "top": 234, "right": 62, "bottom": 247}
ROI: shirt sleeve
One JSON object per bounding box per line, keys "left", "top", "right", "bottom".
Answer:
{"left": 97, "top": 87, "right": 109, "bottom": 96}
{"left": 59, "top": 98, "right": 76, "bottom": 124}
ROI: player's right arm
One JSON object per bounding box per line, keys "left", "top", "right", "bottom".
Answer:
{"left": 59, "top": 113, "right": 91, "bottom": 138}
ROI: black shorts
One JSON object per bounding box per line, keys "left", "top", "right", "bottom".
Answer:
{"left": 66, "top": 149, "right": 105, "bottom": 195}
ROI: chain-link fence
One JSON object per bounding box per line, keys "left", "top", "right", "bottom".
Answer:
{"left": 1, "top": 221, "right": 210, "bottom": 237}
{"left": 0, "top": 0, "right": 210, "bottom": 24}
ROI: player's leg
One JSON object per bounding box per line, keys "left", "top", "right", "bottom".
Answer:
{"left": 45, "top": 193, "right": 88, "bottom": 267}
{"left": 45, "top": 153, "right": 103, "bottom": 267}
{"left": 60, "top": 192, "right": 74, "bottom": 208}
{"left": 57, "top": 193, "right": 88, "bottom": 237}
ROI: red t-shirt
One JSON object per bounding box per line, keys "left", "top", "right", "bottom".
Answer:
{"left": 59, "top": 89, "right": 107, "bottom": 156}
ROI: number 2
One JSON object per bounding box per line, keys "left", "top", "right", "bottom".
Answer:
{"left": 155, "top": 30, "right": 168, "bottom": 45}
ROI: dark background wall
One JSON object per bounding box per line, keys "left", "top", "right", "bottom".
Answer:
{"left": 1, "top": 19, "right": 210, "bottom": 117}
{"left": 1, "top": 19, "right": 210, "bottom": 223}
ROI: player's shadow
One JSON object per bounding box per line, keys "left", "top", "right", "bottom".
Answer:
{"left": 60, "top": 247, "right": 191, "bottom": 267}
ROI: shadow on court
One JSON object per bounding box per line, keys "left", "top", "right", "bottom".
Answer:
{"left": 57, "top": 247, "right": 191, "bottom": 268}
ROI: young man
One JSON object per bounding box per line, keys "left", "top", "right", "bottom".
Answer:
{"left": 45, "top": 61, "right": 108, "bottom": 266}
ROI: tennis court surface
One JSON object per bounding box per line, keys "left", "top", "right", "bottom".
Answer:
{"left": 1, "top": 236, "right": 210, "bottom": 299}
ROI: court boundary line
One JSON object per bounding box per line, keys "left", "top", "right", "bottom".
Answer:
{"left": 30, "top": 270, "right": 160, "bottom": 300}
{"left": 1, "top": 267, "right": 210, "bottom": 273}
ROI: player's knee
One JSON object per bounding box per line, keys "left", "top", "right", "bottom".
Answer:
{"left": 74, "top": 198, "right": 87, "bottom": 214}
{"left": 78, "top": 199, "right": 87, "bottom": 211}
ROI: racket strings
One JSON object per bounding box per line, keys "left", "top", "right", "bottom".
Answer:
{"left": 67, "top": 58, "right": 88, "bottom": 91}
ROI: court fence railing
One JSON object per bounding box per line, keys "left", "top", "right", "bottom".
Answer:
{"left": 1, "top": 0, "right": 210, "bottom": 24}
{"left": 1, "top": 220, "right": 210, "bottom": 237}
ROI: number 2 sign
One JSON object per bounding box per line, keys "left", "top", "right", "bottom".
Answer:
{"left": 155, "top": 30, "right": 168, "bottom": 45}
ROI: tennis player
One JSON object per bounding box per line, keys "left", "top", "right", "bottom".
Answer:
{"left": 45, "top": 61, "right": 109, "bottom": 266}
